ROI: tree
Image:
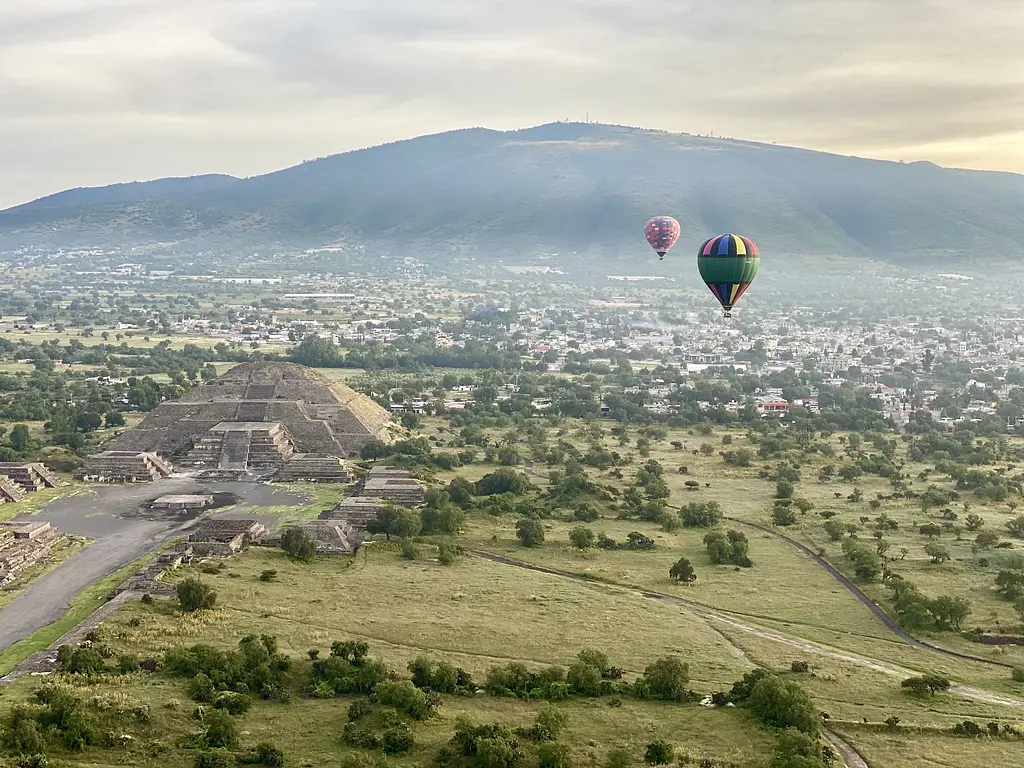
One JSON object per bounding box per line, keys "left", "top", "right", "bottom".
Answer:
{"left": 771, "top": 728, "right": 829, "bottom": 768}
{"left": 636, "top": 657, "right": 689, "bottom": 701}
{"left": 965, "top": 514, "right": 985, "bottom": 532}
{"left": 924, "top": 542, "right": 951, "bottom": 564}
{"left": 367, "top": 503, "right": 422, "bottom": 540}
{"left": 995, "top": 569, "right": 1024, "bottom": 599}
{"left": 104, "top": 411, "right": 126, "bottom": 428}
{"left": 679, "top": 501, "right": 723, "bottom": 527}
{"left": 669, "top": 558, "right": 696, "bottom": 584}
{"left": 421, "top": 504, "right": 466, "bottom": 535}
{"left": 569, "top": 526, "right": 595, "bottom": 551}
{"left": 772, "top": 506, "right": 798, "bottom": 527}
{"left": 793, "top": 498, "right": 814, "bottom": 514}
{"left": 516, "top": 519, "right": 545, "bottom": 547}
{"left": 901, "top": 674, "right": 950, "bottom": 696}
{"left": 748, "top": 675, "right": 819, "bottom": 734}
{"left": 9, "top": 424, "right": 29, "bottom": 452}
{"left": 823, "top": 519, "right": 846, "bottom": 542}
{"left": 178, "top": 578, "right": 217, "bottom": 613}
{"left": 280, "top": 527, "right": 317, "bottom": 562}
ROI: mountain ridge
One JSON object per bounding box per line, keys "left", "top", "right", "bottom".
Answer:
{"left": 2, "top": 122, "right": 1023, "bottom": 264}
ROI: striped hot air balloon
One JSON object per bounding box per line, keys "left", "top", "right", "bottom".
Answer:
{"left": 697, "top": 234, "right": 760, "bottom": 318}
{"left": 645, "top": 216, "right": 681, "bottom": 261}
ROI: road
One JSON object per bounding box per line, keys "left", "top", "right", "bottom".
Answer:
{"left": 724, "top": 516, "right": 1013, "bottom": 669}
{"left": 0, "top": 478, "right": 307, "bottom": 655}
{"left": 470, "top": 550, "right": 1024, "bottom": 711}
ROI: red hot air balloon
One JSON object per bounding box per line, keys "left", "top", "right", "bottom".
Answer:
{"left": 645, "top": 216, "right": 681, "bottom": 261}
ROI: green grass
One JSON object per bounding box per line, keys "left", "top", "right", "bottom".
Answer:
{"left": 0, "top": 551, "right": 157, "bottom": 676}
{"left": 0, "top": 547, "right": 784, "bottom": 767}
{"left": 835, "top": 725, "right": 1024, "bottom": 768}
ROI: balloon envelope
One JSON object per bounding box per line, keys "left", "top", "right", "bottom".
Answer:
{"left": 697, "top": 234, "right": 760, "bottom": 314}
{"left": 645, "top": 216, "right": 681, "bottom": 259}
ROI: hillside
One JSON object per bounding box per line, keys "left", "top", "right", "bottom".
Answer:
{"left": 2, "top": 122, "right": 1024, "bottom": 266}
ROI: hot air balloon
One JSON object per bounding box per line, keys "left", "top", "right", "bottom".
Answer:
{"left": 697, "top": 233, "right": 760, "bottom": 318}
{"left": 645, "top": 216, "right": 681, "bottom": 261}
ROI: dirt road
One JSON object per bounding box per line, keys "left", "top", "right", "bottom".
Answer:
{"left": 471, "top": 550, "right": 1024, "bottom": 712}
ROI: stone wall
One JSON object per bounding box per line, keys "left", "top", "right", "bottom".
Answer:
{"left": 0, "top": 522, "right": 64, "bottom": 587}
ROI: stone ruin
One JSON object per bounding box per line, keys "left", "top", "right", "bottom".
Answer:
{"left": 76, "top": 451, "right": 174, "bottom": 483}
{"left": 356, "top": 466, "right": 425, "bottom": 506}
{"left": 0, "top": 463, "right": 59, "bottom": 493}
{"left": 273, "top": 454, "right": 353, "bottom": 483}
{"left": 0, "top": 462, "right": 59, "bottom": 503}
{"left": 104, "top": 362, "right": 398, "bottom": 473}
{"left": 318, "top": 466, "right": 425, "bottom": 540}
{"left": 151, "top": 494, "right": 214, "bottom": 511}
{"left": 0, "top": 521, "right": 65, "bottom": 588}
{"left": 267, "top": 520, "right": 358, "bottom": 555}
{"left": 320, "top": 496, "right": 383, "bottom": 529}
{"left": 186, "top": 519, "right": 266, "bottom": 557}
{"left": 0, "top": 477, "right": 25, "bottom": 504}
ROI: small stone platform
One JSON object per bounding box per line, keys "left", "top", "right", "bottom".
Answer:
{"left": 274, "top": 453, "right": 353, "bottom": 483}
{"left": 151, "top": 494, "right": 214, "bottom": 511}
{"left": 187, "top": 519, "right": 266, "bottom": 557}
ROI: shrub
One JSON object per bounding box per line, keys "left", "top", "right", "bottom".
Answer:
{"left": 569, "top": 526, "right": 596, "bottom": 551}
{"left": 188, "top": 673, "right": 216, "bottom": 703}
{"left": 538, "top": 742, "right": 573, "bottom": 768}
{"left": 381, "top": 723, "right": 414, "bottom": 755}
{"left": 259, "top": 570, "right": 278, "bottom": 582}
{"left": 375, "top": 680, "right": 438, "bottom": 720}
{"left": 195, "top": 751, "right": 234, "bottom": 768}
{"left": 790, "top": 661, "right": 809, "bottom": 673}
{"left": 281, "top": 527, "right": 316, "bottom": 561}
{"left": 243, "top": 742, "right": 285, "bottom": 767}
{"left": 204, "top": 710, "right": 239, "bottom": 749}
{"left": 1012, "top": 667, "right": 1024, "bottom": 683}
{"left": 117, "top": 654, "right": 140, "bottom": 674}
{"left": 213, "top": 691, "right": 252, "bottom": 716}
{"left": 643, "top": 741, "right": 674, "bottom": 765}
{"left": 606, "top": 747, "right": 632, "bottom": 768}
{"left": 400, "top": 539, "right": 420, "bottom": 560}
{"left": 437, "top": 539, "right": 459, "bottom": 566}
{"left": 177, "top": 578, "right": 217, "bottom": 613}
{"left": 516, "top": 518, "right": 545, "bottom": 547}
{"left": 669, "top": 558, "right": 696, "bottom": 584}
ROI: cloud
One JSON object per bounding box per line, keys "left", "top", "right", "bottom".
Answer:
{"left": 1, "top": 0, "right": 1022, "bottom": 207}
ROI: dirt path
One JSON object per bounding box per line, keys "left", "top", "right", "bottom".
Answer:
{"left": 823, "top": 730, "right": 870, "bottom": 768}
{"left": 470, "top": 550, "right": 1024, "bottom": 711}
{"left": 724, "top": 516, "right": 1013, "bottom": 669}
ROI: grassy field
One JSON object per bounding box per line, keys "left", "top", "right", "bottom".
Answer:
{"left": 0, "top": 547, "right": 783, "bottom": 768}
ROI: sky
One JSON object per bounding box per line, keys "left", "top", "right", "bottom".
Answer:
{"left": 1, "top": 0, "right": 1022, "bottom": 208}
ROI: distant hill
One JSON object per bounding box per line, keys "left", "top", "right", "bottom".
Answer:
{"left": 2, "top": 123, "right": 1023, "bottom": 266}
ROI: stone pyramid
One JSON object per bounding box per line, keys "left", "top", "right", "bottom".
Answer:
{"left": 107, "top": 362, "right": 395, "bottom": 461}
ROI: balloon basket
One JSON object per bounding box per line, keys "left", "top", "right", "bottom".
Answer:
{"left": 723, "top": 311, "right": 732, "bottom": 319}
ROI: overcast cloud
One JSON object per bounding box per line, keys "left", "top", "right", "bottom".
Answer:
{"left": 1, "top": 0, "right": 1022, "bottom": 207}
